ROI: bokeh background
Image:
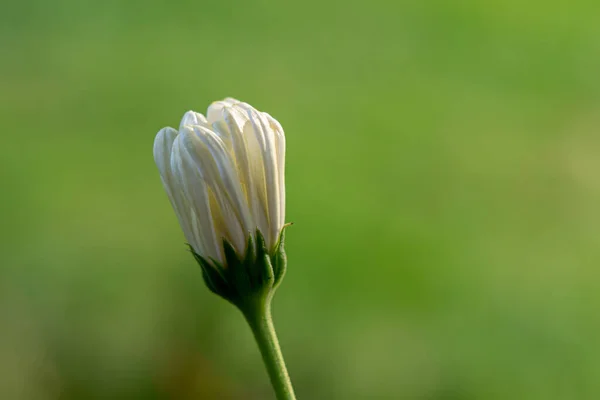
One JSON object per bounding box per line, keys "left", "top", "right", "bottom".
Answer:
{"left": 2, "top": 0, "right": 600, "bottom": 399}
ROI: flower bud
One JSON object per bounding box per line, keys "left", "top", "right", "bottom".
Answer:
{"left": 154, "top": 98, "right": 288, "bottom": 303}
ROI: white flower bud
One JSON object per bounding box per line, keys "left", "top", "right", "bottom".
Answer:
{"left": 154, "top": 98, "right": 286, "bottom": 266}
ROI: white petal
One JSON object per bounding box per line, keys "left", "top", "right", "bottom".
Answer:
{"left": 179, "top": 110, "right": 208, "bottom": 131}
{"left": 179, "top": 126, "right": 251, "bottom": 255}
{"left": 153, "top": 127, "right": 178, "bottom": 180}
{"left": 207, "top": 98, "right": 241, "bottom": 125}
{"left": 241, "top": 106, "right": 281, "bottom": 249}
{"left": 227, "top": 105, "right": 270, "bottom": 246}
{"left": 226, "top": 105, "right": 272, "bottom": 248}
{"left": 206, "top": 100, "right": 241, "bottom": 153}
{"left": 264, "top": 113, "right": 286, "bottom": 231}
{"left": 154, "top": 127, "right": 199, "bottom": 252}
{"left": 222, "top": 106, "right": 262, "bottom": 213}
{"left": 170, "top": 133, "right": 221, "bottom": 261}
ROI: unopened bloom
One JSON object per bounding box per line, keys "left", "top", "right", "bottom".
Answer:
{"left": 154, "top": 98, "right": 288, "bottom": 300}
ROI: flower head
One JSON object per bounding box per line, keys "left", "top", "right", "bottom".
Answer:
{"left": 154, "top": 98, "right": 286, "bottom": 268}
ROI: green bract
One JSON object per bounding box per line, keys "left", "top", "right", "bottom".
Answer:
{"left": 190, "top": 228, "right": 288, "bottom": 309}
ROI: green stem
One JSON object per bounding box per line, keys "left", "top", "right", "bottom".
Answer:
{"left": 241, "top": 298, "right": 297, "bottom": 400}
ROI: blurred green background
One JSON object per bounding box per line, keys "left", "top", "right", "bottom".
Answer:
{"left": 2, "top": 0, "right": 600, "bottom": 399}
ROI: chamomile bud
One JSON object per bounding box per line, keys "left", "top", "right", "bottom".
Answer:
{"left": 154, "top": 98, "right": 288, "bottom": 303}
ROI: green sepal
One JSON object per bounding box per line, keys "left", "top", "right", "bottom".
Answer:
{"left": 255, "top": 230, "right": 275, "bottom": 286}
{"left": 188, "top": 245, "right": 232, "bottom": 301}
{"left": 271, "top": 228, "right": 288, "bottom": 290}
{"left": 188, "top": 226, "right": 290, "bottom": 309}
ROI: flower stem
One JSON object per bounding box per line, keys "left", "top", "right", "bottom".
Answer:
{"left": 241, "top": 298, "right": 297, "bottom": 400}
